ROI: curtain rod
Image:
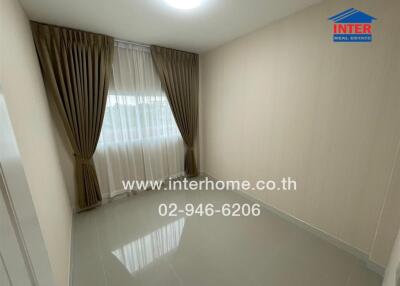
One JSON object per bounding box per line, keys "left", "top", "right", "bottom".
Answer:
{"left": 115, "top": 38, "right": 198, "bottom": 55}
{"left": 115, "top": 38, "right": 150, "bottom": 48}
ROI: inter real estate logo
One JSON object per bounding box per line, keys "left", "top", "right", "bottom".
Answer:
{"left": 329, "top": 8, "right": 376, "bottom": 42}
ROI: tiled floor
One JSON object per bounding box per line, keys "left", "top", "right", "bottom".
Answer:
{"left": 72, "top": 188, "right": 382, "bottom": 286}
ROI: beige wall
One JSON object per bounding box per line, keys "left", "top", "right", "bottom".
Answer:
{"left": 200, "top": 0, "right": 400, "bottom": 268}
{"left": 0, "top": 0, "right": 73, "bottom": 285}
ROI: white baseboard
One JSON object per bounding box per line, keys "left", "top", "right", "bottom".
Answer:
{"left": 367, "top": 260, "right": 386, "bottom": 277}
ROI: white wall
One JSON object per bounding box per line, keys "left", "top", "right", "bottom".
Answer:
{"left": 200, "top": 0, "right": 400, "bottom": 268}
{"left": 0, "top": 0, "right": 73, "bottom": 285}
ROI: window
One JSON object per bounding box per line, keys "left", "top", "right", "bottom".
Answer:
{"left": 94, "top": 42, "right": 184, "bottom": 197}
{"left": 99, "top": 93, "right": 180, "bottom": 145}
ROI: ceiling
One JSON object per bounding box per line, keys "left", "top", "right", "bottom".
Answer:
{"left": 20, "top": 0, "right": 322, "bottom": 53}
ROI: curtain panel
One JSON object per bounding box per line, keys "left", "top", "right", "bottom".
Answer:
{"left": 94, "top": 42, "right": 184, "bottom": 198}
{"left": 30, "top": 22, "right": 114, "bottom": 209}
{"left": 150, "top": 46, "right": 199, "bottom": 177}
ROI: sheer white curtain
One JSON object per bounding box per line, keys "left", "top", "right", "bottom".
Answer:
{"left": 94, "top": 42, "right": 184, "bottom": 198}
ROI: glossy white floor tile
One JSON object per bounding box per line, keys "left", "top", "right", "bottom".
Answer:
{"left": 72, "top": 188, "right": 382, "bottom": 286}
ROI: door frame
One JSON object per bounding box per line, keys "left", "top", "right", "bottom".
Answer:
{"left": 0, "top": 89, "right": 55, "bottom": 286}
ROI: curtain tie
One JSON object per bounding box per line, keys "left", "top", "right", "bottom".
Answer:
{"left": 74, "top": 154, "right": 92, "bottom": 165}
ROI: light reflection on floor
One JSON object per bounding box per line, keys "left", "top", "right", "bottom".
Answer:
{"left": 112, "top": 217, "right": 185, "bottom": 275}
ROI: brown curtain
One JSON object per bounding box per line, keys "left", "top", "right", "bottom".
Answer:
{"left": 30, "top": 22, "right": 114, "bottom": 209}
{"left": 150, "top": 46, "right": 199, "bottom": 177}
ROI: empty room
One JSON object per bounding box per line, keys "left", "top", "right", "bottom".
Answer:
{"left": 1, "top": 0, "right": 400, "bottom": 285}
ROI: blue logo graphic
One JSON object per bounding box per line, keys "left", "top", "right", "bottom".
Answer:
{"left": 329, "top": 8, "right": 376, "bottom": 42}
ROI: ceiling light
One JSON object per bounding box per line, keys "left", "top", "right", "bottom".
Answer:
{"left": 164, "top": 0, "right": 203, "bottom": 10}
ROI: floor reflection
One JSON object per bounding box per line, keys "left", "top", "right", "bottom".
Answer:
{"left": 112, "top": 217, "right": 185, "bottom": 274}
